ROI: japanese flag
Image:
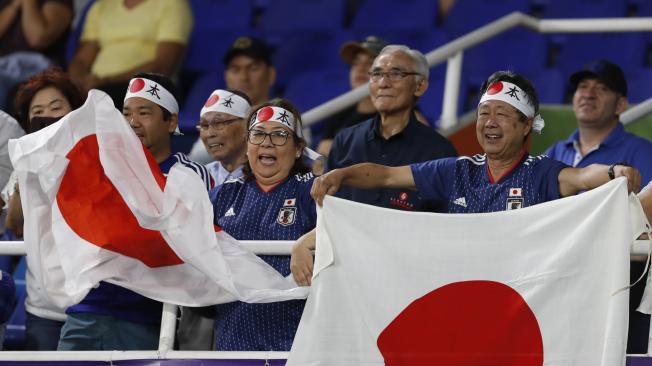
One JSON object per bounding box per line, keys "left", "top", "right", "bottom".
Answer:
{"left": 287, "top": 180, "right": 647, "bottom": 365}
{"left": 9, "top": 90, "right": 308, "bottom": 309}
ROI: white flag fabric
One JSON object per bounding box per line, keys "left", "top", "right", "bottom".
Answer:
{"left": 9, "top": 90, "right": 308, "bottom": 309}
{"left": 287, "top": 179, "right": 647, "bottom": 366}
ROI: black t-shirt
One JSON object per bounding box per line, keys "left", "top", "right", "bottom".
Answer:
{"left": 0, "top": 0, "right": 73, "bottom": 66}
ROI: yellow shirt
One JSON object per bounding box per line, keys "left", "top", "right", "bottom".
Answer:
{"left": 81, "top": 0, "right": 193, "bottom": 78}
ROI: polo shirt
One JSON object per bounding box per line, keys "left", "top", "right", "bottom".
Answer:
{"left": 545, "top": 123, "right": 652, "bottom": 185}
{"left": 327, "top": 111, "right": 457, "bottom": 212}
{"left": 206, "top": 161, "right": 243, "bottom": 187}
{"left": 411, "top": 153, "right": 567, "bottom": 213}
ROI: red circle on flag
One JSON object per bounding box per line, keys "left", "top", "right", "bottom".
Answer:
{"left": 512, "top": 189, "right": 518, "bottom": 195}
{"left": 487, "top": 81, "right": 503, "bottom": 95}
{"left": 129, "top": 78, "right": 145, "bottom": 93}
{"left": 258, "top": 106, "right": 274, "bottom": 122}
{"left": 56, "top": 135, "right": 183, "bottom": 268}
{"left": 205, "top": 94, "right": 219, "bottom": 107}
{"left": 377, "top": 280, "right": 543, "bottom": 366}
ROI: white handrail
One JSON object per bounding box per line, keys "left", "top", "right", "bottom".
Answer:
{"left": 0, "top": 350, "right": 290, "bottom": 361}
{"left": 1, "top": 237, "right": 648, "bottom": 356}
{"left": 301, "top": 13, "right": 652, "bottom": 129}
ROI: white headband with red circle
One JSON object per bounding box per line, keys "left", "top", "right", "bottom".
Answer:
{"left": 249, "top": 106, "right": 322, "bottom": 161}
{"left": 200, "top": 89, "right": 250, "bottom": 118}
{"left": 478, "top": 80, "right": 545, "bottom": 133}
{"left": 250, "top": 106, "right": 301, "bottom": 136}
{"left": 124, "top": 78, "right": 181, "bottom": 134}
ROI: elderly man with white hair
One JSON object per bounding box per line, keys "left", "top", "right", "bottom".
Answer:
{"left": 325, "top": 44, "right": 457, "bottom": 212}
{"left": 196, "top": 89, "right": 251, "bottom": 186}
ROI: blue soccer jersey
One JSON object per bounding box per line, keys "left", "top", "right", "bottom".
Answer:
{"left": 411, "top": 153, "right": 568, "bottom": 213}
{"left": 67, "top": 152, "right": 213, "bottom": 324}
{"left": 210, "top": 173, "right": 316, "bottom": 351}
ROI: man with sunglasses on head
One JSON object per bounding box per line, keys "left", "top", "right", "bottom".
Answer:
{"left": 326, "top": 44, "right": 456, "bottom": 212}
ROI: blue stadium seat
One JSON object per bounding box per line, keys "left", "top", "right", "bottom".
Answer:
{"left": 419, "top": 73, "right": 469, "bottom": 127}
{"left": 64, "top": 0, "right": 96, "bottom": 66}
{"left": 283, "top": 68, "right": 349, "bottom": 114}
{"left": 626, "top": 68, "right": 652, "bottom": 104}
{"left": 189, "top": 0, "right": 253, "bottom": 30}
{"left": 529, "top": 68, "right": 565, "bottom": 104}
{"left": 182, "top": 30, "right": 242, "bottom": 73}
{"left": 443, "top": 0, "right": 531, "bottom": 40}
{"left": 539, "top": 0, "right": 628, "bottom": 18}
{"left": 554, "top": 33, "right": 646, "bottom": 79}
{"left": 178, "top": 71, "right": 224, "bottom": 132}
{"left": 257, "top": 0, "right": 345, "bottom": 34}
{"left": 271, "top": 31, "right": 352, "bottom": 93}
{"left": 3, "top": 257, "right": 25, "bottom": 350}
{"left": 463, "top": 29, "right": 548, "bottom": 79}
{"left": 350, "top": 0, "right": 438, "bottom": 34}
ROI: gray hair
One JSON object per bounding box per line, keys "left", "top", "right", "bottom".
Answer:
{"left": 376, "top": 45, "right": 429, "bottom": 81}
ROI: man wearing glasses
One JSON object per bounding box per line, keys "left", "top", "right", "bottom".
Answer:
{"left": 326, "top": 45, "right": 456, "bottom": 212}
{"left": 196, "top": 89, "right": 252, "bottom": 186}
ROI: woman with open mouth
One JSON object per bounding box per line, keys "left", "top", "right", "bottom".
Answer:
{"left": 209, "top": 98, "right": 320, "bottom": 351}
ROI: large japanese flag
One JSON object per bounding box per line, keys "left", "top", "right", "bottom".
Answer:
{"left": 287, "top": 179, "right": 647, "bottom": 366}
{"left": 9, "top": 90, "right": 308, "bottom": 309}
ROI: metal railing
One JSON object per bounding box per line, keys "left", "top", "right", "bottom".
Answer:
{"left": 301, "top": 13, "right": 652, "bottom": 132}
{"left": 0, "top": 239, "right": 649, "bottom": 360}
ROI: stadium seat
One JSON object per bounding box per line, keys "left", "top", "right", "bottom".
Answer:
{"left": 626, "top": 68, "right": 652, "bottom": 104}
{"left": 283, "top": 68, "right": 350, "bottom": 114}
{"left": 64, "top": 0, "right": 96, "bottom": 66}
{"left": 178, "top": 71, "right": 224, "bottom": 132}
{"left": 3, "top": 257, "right": 25, "bottom": 350}
{"left": 529, "top": 68, "right": 565, "bottom": 104}
{"left": 463, "top": 29, "right": 548, "bottom": 79}
{"left": 419, "top": 73, "right": 469, "bottom": 128}
{"left": 350, "top": 0, "right": 438, "bottom": 34}
{"left": 271, "top": 31, "right": 353, "bottom": 93}
{"left": 538, "top": 0, "right": 628, "bottom": 18}
{"left": 553, "top": 33, "right": 646, "bottom": 79}
{"left": 182, "top": 31, "right": 244, "bottom": 73}
{"left": 189, "top": 0, "right": 253, "bottom": 30}
{"left": 257, "top": 0, "right": 345, "bottom": 34}
{"left": 443, "top": 0, "right": 531, "bottom": 40}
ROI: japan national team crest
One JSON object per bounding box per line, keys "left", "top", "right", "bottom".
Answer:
{"left": 278, "top": 198, "right": 297, "bottom": 226}
{"left": 506, "top": 187, "right": 524, "bottom": 210}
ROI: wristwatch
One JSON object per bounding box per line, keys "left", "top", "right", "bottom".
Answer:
{"left": 608, "top": 162, "right": 629, "bottom": 180}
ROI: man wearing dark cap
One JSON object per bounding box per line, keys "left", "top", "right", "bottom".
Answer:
{"left": 315, "top": 36, "right": 387, "bottom": 159}
{"left": 545, "top": 60, "right": 652, "bottom": 183}
{"left": 223, "top": 36, "right": 276, "bottom": 106}
{"left": 545, "top": 59, "right": 652, "bottom": 354}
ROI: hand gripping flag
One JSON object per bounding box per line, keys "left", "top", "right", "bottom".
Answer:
{"left": 287, "top": 179, "right": 648, "bottom": 366}
{"left": 9, "top": 90, "right": 308, "bottom": 308}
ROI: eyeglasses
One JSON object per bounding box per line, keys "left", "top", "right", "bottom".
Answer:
{"left": 248, "top": 130, "right": 290, "bottom": 146}
{"left": 195, "top": 118, "right": 241, "bottom": 131}
{"left": 368, "top": 70, "right": 420, "bottom": 83}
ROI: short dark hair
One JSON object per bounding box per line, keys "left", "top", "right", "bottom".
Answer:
{"left": 243, "top": 98, "right": 311, "bottom": 180}
{"left": 478, "top": 70, "right": 539, "bottom": 121}
{"left": 131, "top": 72, "right": 178, "bottom": 121}
{"left": 13, "top": 68, "right": 84, "bottom": 132}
